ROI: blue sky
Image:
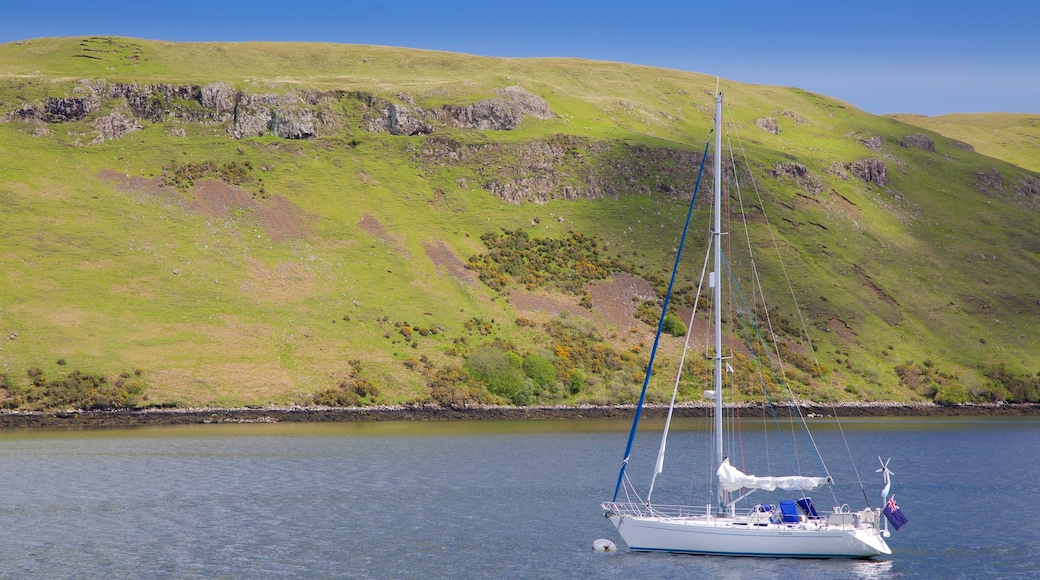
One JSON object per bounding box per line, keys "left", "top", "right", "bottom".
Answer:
{"left": 2, "top": 0, "right": 1036, "bottom": 116}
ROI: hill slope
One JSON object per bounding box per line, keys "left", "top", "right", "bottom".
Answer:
{"left": 1, "top": 36, "right": 1038, "bottom": 409}
{"left": 889, "top": 112, "right": 1040, "bottom": 173}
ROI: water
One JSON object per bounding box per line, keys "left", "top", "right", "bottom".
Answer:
{"left": 0, "top": 417, "right": 1037, "bottom": 579}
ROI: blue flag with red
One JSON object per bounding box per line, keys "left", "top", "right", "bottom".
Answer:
{"left": 883, "top": 496, "right": 908, "bottom": 531}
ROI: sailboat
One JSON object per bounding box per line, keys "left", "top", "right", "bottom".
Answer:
{"left": 600, "top": 93, "right": 894, "bottom": 558}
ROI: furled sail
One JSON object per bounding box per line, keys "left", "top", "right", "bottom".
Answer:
{"left": 716, "top": 458, "right": 829, "bottom": 492}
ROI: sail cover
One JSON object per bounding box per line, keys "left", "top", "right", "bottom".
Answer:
{"left": 717, "top": 458, "right": 829, "bottom": 492}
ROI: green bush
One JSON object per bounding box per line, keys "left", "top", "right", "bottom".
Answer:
{"left": 310, "top": 364, "right": 380, "bottom": 407}
{"left": 425, "top": 365, "right": 497, "bottom": 408}
{"left": 30, "top": 369, "right": 144, "bottom": 410}
{"left": 934, "top": 382, "right": 970, "bottom": 405}
{"left": 465, "top": 346, "right": 524, "bottom": 402}
{"left": 569, "top": 369, "right": 587, "bottom": 394}
{"left": 522, "top": 354, "right": 557, "bottom": 391}
{"left": 662, "top": 313, "right": 687, "bottom": 336}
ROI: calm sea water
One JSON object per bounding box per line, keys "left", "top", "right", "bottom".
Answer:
{"left": 0, "top": 416, "right": 1037, "bottom": 579}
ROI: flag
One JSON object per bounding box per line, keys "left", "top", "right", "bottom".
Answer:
{"left": 883, "top": 496, "right": 908, "bottom": 531}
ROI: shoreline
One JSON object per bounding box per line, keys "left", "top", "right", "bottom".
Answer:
{"left": 2, "top": 401, "right": 1039, "bottom": 429}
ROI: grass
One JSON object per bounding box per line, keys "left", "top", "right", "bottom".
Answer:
{"left": 1, "top": 36, "right": 1038, "bottom": 408}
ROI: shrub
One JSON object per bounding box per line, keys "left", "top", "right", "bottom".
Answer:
{"left": 569, "top": 369, "right": 587, "bottom": 394}
{"left": 312, "top": 387, "right": 362, "bottom": 407}
{"left": 426, "top": 365, "right": 497, "bottom": 408}
{"left": 465, "top": 346, "right": 524, "bottom": 402}
{"left": 522, "top": 354, "right": 557, "bottom": 391}
{"left": 934, "top": 382, "right": 970, "bottom": 405}
{"left": 32, "top": 369, "right": 143, "bottom": 410}
{"left": 662, "top": 313, "right": 687, "bottom": 336}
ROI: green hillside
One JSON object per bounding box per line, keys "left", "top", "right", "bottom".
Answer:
{"left": 889, "top": 112, "right": 1040, "bottom": 173}
{"left": 1, "top": 36, "right": 1038, "bottom": 410}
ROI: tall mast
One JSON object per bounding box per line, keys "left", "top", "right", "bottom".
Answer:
{"left": 712, "top": 92, "right": 724, "bottom": 507}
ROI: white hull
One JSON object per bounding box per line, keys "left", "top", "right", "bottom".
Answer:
{"left": 608, "top": 514, "right": 891, "bottom": 558}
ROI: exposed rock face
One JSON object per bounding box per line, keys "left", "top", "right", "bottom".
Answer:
{"left": 228, "top": 92, "right": 320, "bottom": 139}
{"left": 387, "top": 104, "right": 432, "bottom": 136}
{"left": 951, "top": 141, "right": 975, "bottom": 152}
{"left": 771, "top": 161, "right": 824, "bottom": 193}
{"left": 847, "top": 158, "right": 888, "bottom": 186}
{"left": 756, "top": 117, "right": 780, "bottom": 135}
{"left": 200, "top": 82, "right": 236, "bottom": 114}
{"left": 442, "top": 98, "right": 526, "bottom": 130}
{"left": 778, "top": 109, "right": 807, "bottom": 124}
{"left": 419, "top": 135, "right": 704, "bottom": 203}
{"left": 269, "top": 107, "right": 316, "bottom": 139}
{"left": 364, "top": 85, "right": 555, "bottom": 134}
{"left": 902, "top": 133, "right": 935, "bottom": 152}
{"left": 860, "top": 134, "right": 884, "bottom": 152}
{"left": 826, "top": 162, "right": 849, "bottom": 180}
{"left": 93, "top": 112, "right": 141, "bottom": 142}
{"left": 11, "top": 103, "right": 39, "bottom": 120}
{"left": 43, "top": 97, "right": 99, "bottom": 122}
{"left": 462, "top": 85, "right": 556, "bottom": 128}
{"left": 6, "top": 81, "right": 556, "bottom": 142}
{"left": 495, "top": 85, "right": 554, "bottom": 119}
{"left": 1015, "top": 175, "right": 1039, "bottom": 199}
{"left": 107, "top": 83, "right": 203, "bottom": 121}
{"left": 975, "top": 168, "right": 1004, "bottom": 196}
{"left": 772, "top": 161, "right": 809, "bottom": 179}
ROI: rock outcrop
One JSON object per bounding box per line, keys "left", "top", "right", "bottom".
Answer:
{"left": 1015, "top": 175, "right": 1039, "bottom": 199}
{"left": 847, "top": 158, "right": 888, "bottom": 186}
{"left": 756, "top": 117, "right": 780, "bottom": 135}
{"left": 771, "top": 161, "right": 824, "bottom": 193}
{"left": 419, "top": 135, "right": 704, "bottom": 203}
{"left": 93, "top": 112, "right": 141, "bottom": 142}
{"left": 860, "top": 134, "right": 884, "bottom": 152}
{"left": 901, "top": 133, "right": 935, "bottom": 152}
{"left": 369, "top": 85, "right": 555, "bottom": 134}
{"left": 387, "top": 104, "right": 432, "bottom": 136}
{"left": 975, "top": 168, "right": 1004, "bottom": 196}
{"left": 44, "top": 96, "right": 100, "bottom": 122}
{"left": 5, "top": 80, "right": 556, "bottom": 143}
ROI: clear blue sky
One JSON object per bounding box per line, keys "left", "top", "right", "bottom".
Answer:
{"left": 2, "top": 0, "right": 1036, "bottom": 116}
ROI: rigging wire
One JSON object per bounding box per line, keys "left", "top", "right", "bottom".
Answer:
{"left": 611, "top": 135, "right": 712, "bottom": 503}
{"left": 727, "top": 108, "right": 871, "bottom": 507}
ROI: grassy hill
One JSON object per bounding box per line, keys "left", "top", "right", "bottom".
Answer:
{"left": 889, "top": 112, "right": 1040, "bottom": 173}
{"left": 1, "top": 36, "right": 1038, "bottom": 410}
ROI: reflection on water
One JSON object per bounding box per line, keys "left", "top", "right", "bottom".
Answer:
{"left": 851, "top": 559, "right": 895, "bottom": 579}
{"left": 0, "top": 417, "right": 1037, "bottom": 578}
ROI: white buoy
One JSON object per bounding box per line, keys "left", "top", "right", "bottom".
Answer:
{"left": 592, "top": 538, "right": 617, "bottom": 552}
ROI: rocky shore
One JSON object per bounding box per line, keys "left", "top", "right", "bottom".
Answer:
{"left": 1, "top": 402, "right": 1038, "bottom": 429}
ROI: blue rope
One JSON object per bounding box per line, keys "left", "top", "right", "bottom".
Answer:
{"left": 612, "top": 136, "right": 712, "bottom": 502}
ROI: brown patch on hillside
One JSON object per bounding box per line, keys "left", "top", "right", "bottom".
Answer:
{"left": 359, "top": 213, "right": 408, "bottom": 256}
{"left": 98, "top": 171, "right": 309, "bottom": 242}
{"left": 827, "top": 317, "right": 857, "bottom": 342}
{"left": 587, "top": 272, "right": 656, "bottom": 331}
{"left": 190, "top": 180, "right": 308, "bottom": 242}
{"left": 424, "top": 240, "right": 478, "bottom": 285}
{"left": 98, "top": 169, "right": 185, "bottom": 207}
{"left": 829, "top": 190, "right": 863, "bottom": 221}
{"left": 509, "top": 290, "right": 581, "bottom": 318}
